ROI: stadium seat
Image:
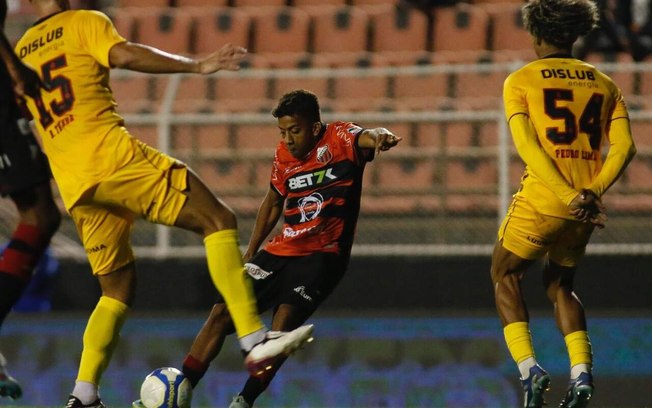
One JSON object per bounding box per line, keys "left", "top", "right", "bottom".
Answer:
{"left": 129, "top": 7, "right": 194, "bottom": 54}
{"left": 369, "top": 5, "right": 430, "bottom": 56}
{"left": 246, "top": 6, "right": 312, "bottom": 68}
{"left": 444, "top": 158, "right": 497, "bottom": 190}
{"left": 309, "top": 6, "right": 371, "bottom": 54}
{"left": 106, "top": 7, "right": 137, "bottom": 41}
{"left": 232, "top": 0, "right": 287, "bottom": 6}
{"left": 197, "top": 160, "right": 253, "bottom": 194}
{"left": 585, "top": 52, "right": 636, "bottom": 98}
{"left": 205, "top": 74, "right": 274, "bottom": 113}
{"left": 233, "top": 123, "right": 279, "bottom": 150}
{"left": 188, "top": 7, "right": 252, "bottom": 55}
{"left": 432, "top": 3, "right": 489, "bottom": 53}
{"left": 452, "top": 69, "right": 507, "bottom": 101}
{"left": 391, "top": 69, "right": 450, "bottom": 103}
{"left": 111, "top": 75, "right": 167, "bottom": 114}
{"left": 293, "top": 0, "right": 348, "bottom": 8}
{"left": 171, "top": 124, "right": 233, "bottom": 152}
{"left": 116, "top": 0, "right": 171, "bottom": 7}
{"left": 310, "top": 51, "right": 387, "bottom": 69}
{"left": 622, "top": 158, "right": 652, "bottom": 190}
{"left": 172, "top": 76, "right": 213, "bottom": 113}
{"left": 272, "top": 75, "right": 333, "bottom": 101}
{"left": 479, "top": 2, "right": 531, "bottom": 52}
{"left": 374, "top": 157, "right": 438, "bottom": 191}
{"left": 176, "top": 0, "right": 229, "bottom": 6}
{"left": 129, "top": 124, "right": 160, "bottom": 148}
{"left": 329, "top": 70, "right": 392, "bottom": 111}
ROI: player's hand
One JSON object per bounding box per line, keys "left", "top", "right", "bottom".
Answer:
{"left": 569, "top": 189, "right": 607, "bottom": 229}
{"left": 198, "top": 43, "right": 247, "bottom": 74}
{"left": 374, "top": 129, "right": 402, "bottom": 155}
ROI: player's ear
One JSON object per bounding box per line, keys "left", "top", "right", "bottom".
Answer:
{"left": 312, "top": 121, "right": 322, "bottom": 137}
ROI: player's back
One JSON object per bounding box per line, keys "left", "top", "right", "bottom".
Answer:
{"left": 504, "top": 56, "right": 626, "bottom": 192}
{"left": 15, "top": 9, "right": 135, "bottom": 208}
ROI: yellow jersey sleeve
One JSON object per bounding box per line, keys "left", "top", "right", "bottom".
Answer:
{"left": 74, "top": 10, "right": 126, "bottom": 68}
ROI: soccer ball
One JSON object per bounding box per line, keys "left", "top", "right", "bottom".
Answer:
{"left": 139, "top": 367, "right": 192, "bottom": 408}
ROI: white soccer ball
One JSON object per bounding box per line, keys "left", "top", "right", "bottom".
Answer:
{"left": 139, "top": 367, "right": 192, "bottom": 408}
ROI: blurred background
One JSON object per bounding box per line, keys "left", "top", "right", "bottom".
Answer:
{"left": 2, "top": 0, "right": 652, "bottom": 406}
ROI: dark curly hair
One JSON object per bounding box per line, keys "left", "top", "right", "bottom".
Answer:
{"left": 522, "top": 0, "right": 599, "bottom": 49}
{"left": 272, "top": 89, "right": 321, "bottom": 124}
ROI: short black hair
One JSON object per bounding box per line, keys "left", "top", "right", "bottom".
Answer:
{"left": 272, "top": 89, "right": 321, "bottom": 123}
{"left": 522, "top": 0, "right": 599, "bottom": 49}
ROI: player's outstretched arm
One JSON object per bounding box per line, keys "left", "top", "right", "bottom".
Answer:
{"left": 358, "top": 127, "right": 402, "bottom": 155}
{"left": 109, "top": 41, "right": 247, "bottom": 75}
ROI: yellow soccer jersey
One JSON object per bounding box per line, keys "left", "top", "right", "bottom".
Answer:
{"left": 15, "top": 10, "right": 131, "bottom": 209}
{"left": 504, "top": 56, "right": 630, "bottom": 218}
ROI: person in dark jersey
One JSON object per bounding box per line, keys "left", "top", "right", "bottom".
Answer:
{"left": 0, "top": 0, "right": 61, "bottom": 400}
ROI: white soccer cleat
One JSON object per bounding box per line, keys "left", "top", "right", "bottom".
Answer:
{"left": 244, "top": 324, "right": 314, "bottom": 377}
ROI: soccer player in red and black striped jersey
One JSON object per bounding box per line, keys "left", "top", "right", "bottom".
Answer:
{"left": 0, "top": 0, "right": 61, "bottom": 400}
{"left": 179, "top": 90, "right": 401, "bottom": 408}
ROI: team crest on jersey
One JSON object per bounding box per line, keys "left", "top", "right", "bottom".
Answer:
{"left": 298, "top": 192, "right": 324, "bottom": 222}
{"left": 316, "top": 145, "right": 332, "bottom": 163}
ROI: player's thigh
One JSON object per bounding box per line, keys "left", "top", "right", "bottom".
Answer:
{"left": 0, "top": 110, "right": 51, "bottom": 199}
{"left": 92, "top": 140, "right": 188, "bottom": 227}
{"left": 498, "top": 197, "right": 567, "bottom": 261}
{"left": 548, "top": 222, "right": 594, "bottom": 267}
{"left": 70, "top": 203, "right": 135, "bottom": 276}
{"left": 278, "top": 252, "right": 347, "bottom": 312}
{"left": 174, "top": 168, "right": 237, "bottom": 233}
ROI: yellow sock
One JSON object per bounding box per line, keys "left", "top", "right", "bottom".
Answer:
{"left": 77, "top": 296, "right": 129, "bottom": 384}
{"left": 204, "top": 229, "right": 264, "bottom": 338}
{"left": 504, "top": 321, "right": 536, "bottom": 364}
{"left": 565, "top": 330, "right": 593, "bottom": 367}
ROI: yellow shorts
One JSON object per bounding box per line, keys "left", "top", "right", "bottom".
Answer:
{"left": 70, "top": 139, "right": 188, "bottom": 275}
{"left": 498, "top": 197, "right": 594, "bottom": 267}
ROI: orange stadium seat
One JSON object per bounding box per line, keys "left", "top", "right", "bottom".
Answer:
{"left": 622, "top": 158, "right": 652, "bottom": 190}
{"left": 444, "top": 158, "right": 497, "bottom": 190}
{"left": 369, "top": 5, "right": 430, "bottom": 58}
{"left": 206, "top": 74, "right": 274, "bottom": 113}
{"left": 374, "top": 158, "right": 438, "bottom": 191}
{"left": 197, "top": 160, "right": 253, "bottom": 194}
{"left": 479, "top": 2, "right": 531, "bottom": 52}
{"left": 293, "top": 0, "right": 348, "bottom": 7}
{"left": 391, "top": 70, "right": 450, "bottom": 108}
{"left": 453, "top": 69, "right": 507, "bottom": 102}
{"left": 272, "top": 76, "right": 332, "bottom": 101}
{"left": 111, "top": 75, "right": 168, "bottom": 114}
{"left": 129, "top": 7, "right": 194, "bottom": 54}
{"left": 171, "top": 124, "right": 233, "bottom": 152}
{"left": 350, "top": 0, "right": 397, "bottom": 6}
{"left": 171, "top": 76, "right": 213, "bottom": 113}
{"left": 329, "top": 71, "right": 392, "bottom": 111}
{"left": 310, "top": 6, "right": 371, "bottom": 54}
{"left": 432, "top": 3, "right": 489, "bottom": 54}
{"left": 585, "top": 52, "right": 636, "bottom": 98}
{"left": 247, "top": 6, "right": 312, "bottom": 68}
{"left": 233, "top": 123, "right": 279, "bottom": 150}
{"left": 188, "top": 7, "right": 252, "bottom": 55}
{"left": 117, "top": 0, "right": 171, "bottom": 7}
{"left": 106, "top": 8, "right": 137, "bottom": 41}
{"left": 129, "top": 124, "right": 160, "bottom": 148}
{"left": 233, "top": 0, "right": 287, "bottom": 6}
{"left": 176, "top": 0, "right": 229, "bottom": 6}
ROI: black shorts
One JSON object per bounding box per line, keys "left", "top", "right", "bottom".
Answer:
{"left": 216, "top": 250, "right": 348, "bottom": 314}
{"left": 0, "top": 101, "right": 51, "bottom": 197}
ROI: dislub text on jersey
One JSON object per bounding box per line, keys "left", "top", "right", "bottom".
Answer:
{"left": 540, "top": 68, "right": 595, "bottom": 81}
{"left": 19, "top": 27, "right": 64, "bottom": 57}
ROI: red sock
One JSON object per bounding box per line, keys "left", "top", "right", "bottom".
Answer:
{"left": 182, "top": 354, "right": 209, "bottom": 388}
{"left": 0, "top": 223, "right": 49, "bottom": 282}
